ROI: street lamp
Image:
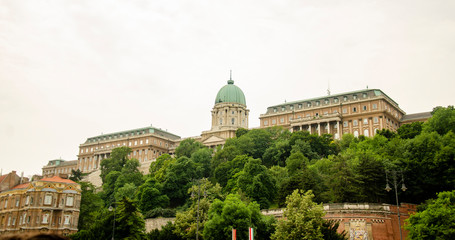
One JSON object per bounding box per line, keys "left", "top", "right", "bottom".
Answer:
{"left": 385, "top": 170, "right": 407, "bottom": 240}
{"left": 108, "top": 204, "right": 116, "bottom": 240}
{"left": 191, "top": 179, "right": 207, "bottom": 240}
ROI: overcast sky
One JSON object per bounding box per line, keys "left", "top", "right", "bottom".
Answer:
{"left": 1, "top": 0, "right": 454, "bottom": 176}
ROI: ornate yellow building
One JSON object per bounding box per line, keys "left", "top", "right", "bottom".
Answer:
{"left": 0, "top": 174, "right": 81, "bottom": 236}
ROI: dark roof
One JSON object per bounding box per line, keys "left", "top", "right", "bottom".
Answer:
{"left": 85, "top": 126, "right": 180, "bottom": 143}
{"left": 401, "top": 112, "right": 432, "bottom": 122}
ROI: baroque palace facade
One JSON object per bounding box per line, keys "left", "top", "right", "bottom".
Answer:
{"left": 42, "top": 77, "right": 430, "bottom": 175}
{"left": 0, "top": 171, "right": 81, "bottom": 236}
{"left": 259, "top": 89, "right": 430, "bottom": 139}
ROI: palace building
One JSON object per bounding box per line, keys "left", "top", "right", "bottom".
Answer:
{"left": 259, "top": 89, "right": 428, "bottom": 139}
{"left": 77, "top": 127, "right": 181, "bottom": 173}
{"left": 0, "top": 173, "right": 81, "bottom": 236}
{"left": 200, "top": 76, "right": 249, "bottom": 148}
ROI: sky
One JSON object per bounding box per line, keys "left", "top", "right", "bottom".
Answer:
{"left": 1, "top": 0, "right": 454, "bottom": 176}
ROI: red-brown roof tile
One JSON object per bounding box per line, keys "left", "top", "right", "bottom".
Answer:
{"left": 12, "top": 183, "right": 30, "bottom": 189}
{"left": 39, "top": 176, "right": 76, "bottom": 184}
{"left": 0, "top": 175, "right": 6, "bottom": 183}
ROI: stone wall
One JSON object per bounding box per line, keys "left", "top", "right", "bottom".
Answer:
{"left": 145, "top": 217, "right": 175, "bottom": 232}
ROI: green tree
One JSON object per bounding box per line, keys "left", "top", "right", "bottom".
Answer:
{"left": 236, "top": 127, "right": 249, "bottom": 137}
{"left": 69, "top": 169, "right": 83, "bottom": 182}
{"left": 397, "top": 121, "right": 424, "bottom": 139}
{"left": 175, "top": 138, "right": 205, "bottom": 158}
{"left": 405, "top": 190, "right": 455, "bottom": 240}
{"left": 100, "top": 146, "right": 131, "bottom": 183}
{"left": 237, "top": 158, "right": 277, "bottom": 209}
{"left": 203, "top": 194, "right": 275, "bottom": 240}
{"left": 424, "top": 106, "right": 454, "bottom": 135}
{"left": 327, "top": 154, "right": 363, "bottom": 202}
{"left": 136, "top": 178, "right": 169, "bottom": 213}
{"left": 76, "top": 182, "right": 104, "bottom": 231}
{"left": 149, "top": 154, "right": 175, "bottom": 182}
{"left": 271, "top": 190, "right": 325, "bottom": 240}
{"left": 191, "top": 148, "right": 213, "bottom": 178}
{"left": 213, "top": 154, "right": 249, "bottom": 189}
{"left": 115, "top": 197, "right": 147, "bottom": 239}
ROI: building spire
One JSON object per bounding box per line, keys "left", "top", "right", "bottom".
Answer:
{"left": 228, "top": 70, "right": 234, "bottom": 84}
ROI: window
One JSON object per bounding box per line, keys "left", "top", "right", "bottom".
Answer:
{"left": 4, "top": 199, "right": 7, "bottom": 208}
{"left": 220, "top": 118, "right": 222, "bottom": 125}
{"left": 353, "top": 95, "right": 357, "bottom": 100}
{"left": 7, "top": 216, "right": 11, "bottom": 226}
{"left": 353, "top": 107, "right": 357, "bottom": 112}
{"left": 334, "top": 110, "right": 338, "bottom": 113}
{"left": 307, "top": 102, "right": 311, "bottom": 107}
{"left": 362, "top": 93, "right": 367, "bottom": 98}
{"left": 64, "top": 215, "right": 70, "bottom": 225}
{"left": 354, "top": 130, "right": 359, "bottom": 137}
{"left": 316, "top": 101, "right": 320, "bottom": 106}
{"left": 25, "top": 196, "right": 30, "bottom": 205}
{"left": 353, "top": 120, "right": 358, "bottom": 126}
{"left": 44, "top": 195, "right": 52, "bottom": 205}
{"left": 372, "top": 103, "right": 378, "bottom": 110}
{"left": 42, "top": 214, "right": 49, "bottom": 224}
{"left": 298, "top": 104, "right": 302, "bottom": 109}
{"left": 264, "top": 120, "right": 268, "bottom": 126}
{"left": 281, "top": 107, "right": 285, "bottom": 111}
{"left": 324, "top": 99, "right": 329, "bottom": 104}
{"left": 128, "top": 142, "right": 131, "bottom": 146}
{"left": 134, "top": 141, "right": 137, "bottom": 146}
{"left": 343, "top": 96, "right": 348, "bottom": 101}
{"left": 315, "top": 113, "right": 319, "bottom": 117}
{"left": 342, "top": 108, "right": 347, "bottom": 114}
{"left": 364, "top": 129, "right": 369, "bottom": 137}
{"left": 363, "top": 119, "right": 368, "bottom": 125}
{"left": 363, "top": 106, "right": 367, "bottom": 111}
{"left": 15, "top": 198, "right": 19, "bottom": 207}
{"left": 273, "top": 108, "right": 277, "bottom": 113}
{"left": 280, "top": 118, "right": 284, "bottom": 123}
{"left": 146, "top": 139, "right": 149, "bottom": 144}
{"left": 290, "top": 105, "right": 294, "bottom": 110}
{"left": 324, "top": 111, "right": 328, "bottom": 115}
{"left": 140, "top": 140, "right": 143, "bottom": 145}
{"left": 272, "top": 119, "right": 276, "bottom": 124}
{"left": 232, "top": 111, "right": 234, "bottom": 114}
{"left": 374, "top": 117, "right": 379, "bottom": 123}
{"left": 231, "top": 118, "right": 235, "bottom": 125}
{"left": 334, "top": 98, "right": 339, "bottom": 103}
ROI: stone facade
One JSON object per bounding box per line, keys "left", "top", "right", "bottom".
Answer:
{"left": 0, "top": 175, "right": 81, "bottom": 236}
{"left": 42, "top": 159, "right": 78, "bottom": 178}
{"left": 77, "top": 126, "right": 180, "bottom": 173}
{"left": 262, "top": 203, "right": 417, "bottom": 240}
{"left": 259, "top": 89, "right": 429, "bottom": 138}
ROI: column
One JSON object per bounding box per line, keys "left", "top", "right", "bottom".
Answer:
{"left": 327, "top": 122, "right": 331, "bottom": 134}
{"left": 308, "top": 124, "right": 312, "bottom": 134}
{"left": 317, "top": 123, "right": 321, "bottom": 136}
{"left": 337, "top": 121, "right": 341, "bottom": 139}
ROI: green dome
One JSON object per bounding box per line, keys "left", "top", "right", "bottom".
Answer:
{"left": 215, "top": 79, "right": 246, "bottom": 105}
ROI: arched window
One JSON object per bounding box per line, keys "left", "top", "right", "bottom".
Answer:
{"left": 364, "top": 129, "right": 369, "bottom": 137}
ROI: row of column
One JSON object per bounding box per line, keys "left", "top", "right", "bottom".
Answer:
{"left": 292, "top": 121, "right": 341, "bottom": 139}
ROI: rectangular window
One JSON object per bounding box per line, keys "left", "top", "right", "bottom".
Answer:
{"left": 140, "top": 140, "right": 143, "bottom": 145}
{"left": 64, "top": 215, "right": 70, "bottom": 225}
{"left": 298, "top": 104, "right": 302, "bottom": 109}
{"left": 343, "top": 121, "right": 348, "bottom": 127}
{"left": 342, "top": 108, "right": 347, "bottom": 114}
{"left": 42, "top": 214, "right": 49, "bottom": 224}
{"left": 374, "top": 117, "right": 379, "bottom": 123}
{"left": 15, "top": 198, "right": 19, "bottom": 207}
{"left": 363, "top": 119, "right": 368, "bottom": 125}
{"left": 363, "top": 106, "right": 367, "bottom": 111}
{"left": 353, "top": 107, "right": 357, "bottom": 112}
{"left": 264, "top": 120, "right": 268, "bottom": 126}
{"left": 353, "top": 120, "right": 358, "bottom": 126}
{"left": 280, "top": 118, "right": 284, "bottom": 123}
{"left": 4, "top": 199, "right": 8, "bottom": 208}
{"left": 66, "top": 196, "right": 74, "bottom": 207}
{"left": 25, "top": 196, "right": 30, "bottom": 205}
{"left": 373, "top": 104, "right": 378, "bottom": 110}
{"left": 272, "top": 119, "right": 276, "bottom": 124}
{"left": 44, "top": 195, "right": 52, "bottom": 205}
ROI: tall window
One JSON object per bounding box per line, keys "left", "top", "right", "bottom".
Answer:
{"left": 353, "top": 120, "right": 358, "bottom": 126}
{"left": 66, "top": 196, "right": 74, "bottom": 207}
{"left": 231, "top": 118, "right": 235, "bottom": 125}
{"left": 44, "top": 195, "right": 52, "bottom": 205}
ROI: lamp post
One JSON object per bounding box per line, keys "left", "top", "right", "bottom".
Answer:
{"left": 385, "top": 170, "right": 407, "bottom": 240}
{"left": 108, "top": 203, "right": 116, "bottom": 240}
{"left": 191, "top": 179, "right": 207, "bottom": 240}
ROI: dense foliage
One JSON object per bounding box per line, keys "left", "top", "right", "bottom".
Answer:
{"left": 71, "top": 106, "right": 455, "bottom": 239}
